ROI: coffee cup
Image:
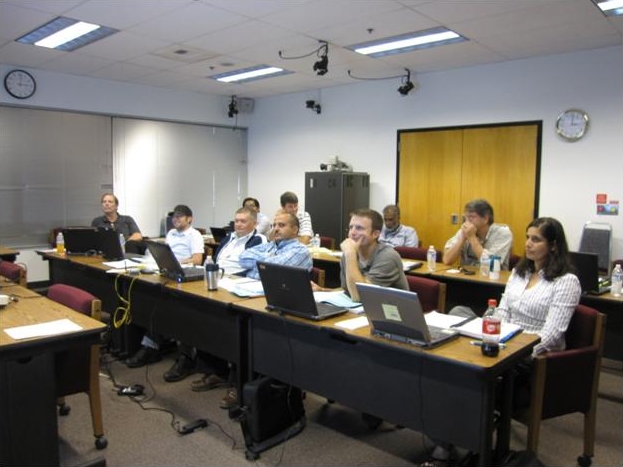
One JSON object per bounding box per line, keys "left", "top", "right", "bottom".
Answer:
{"left": 205, "top": 262, "right": 224, "bottom": 290}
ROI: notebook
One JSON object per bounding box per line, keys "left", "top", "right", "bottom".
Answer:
{"left": 569, "top": 251, "right": 610, "bottom": 295}
{"left": 97, "top": 228, "right": 144, "bottom": 261}
{"left": 257, "top": 261, "right": 348, "bottom": 321}
{"left": 210, "top": 227, "right": 229, "bottom": 244}
{"left": 62, "top": 228, "right": 99, "bottom": 255}
{"left": 356, "top": 282, "right": 459, "bottom": 349}
{"left": 144, "top": 240, "right": 205, "bottom": 282}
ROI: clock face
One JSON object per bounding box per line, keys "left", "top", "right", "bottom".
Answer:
{"left": 4, "top": 69, "right": 36, "bottom": 99}
{"left": 556, "top": 109, "right": 588, "bottom": 141}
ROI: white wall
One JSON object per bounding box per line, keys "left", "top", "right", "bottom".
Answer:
{"left": 2, "top": 46, "right": 622, "bottom": 281}
{"left": 246, "top": 46, "right": 623, "bottom": 261}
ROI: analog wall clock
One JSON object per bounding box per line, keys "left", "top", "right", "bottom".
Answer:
{"left": 4, "top": 69, "right": 36, "bottom": 99}
{"left": 555, "top": 108, "right": 589, "bottom": 141}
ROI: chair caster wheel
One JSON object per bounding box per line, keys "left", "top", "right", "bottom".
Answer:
{"left": 95, "top": 436, "right": 108, "bottom": 450}
{"left": 58, "top": 404, "right": 70, "bottom": 416}
{"left": 245, "top": 450, "right": 259, "bottom": 461}
{"left": 577, "top": 454, "right": 592, "bottom": 467}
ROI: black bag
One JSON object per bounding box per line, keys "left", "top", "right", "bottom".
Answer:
{"left": 239, "top": 376, "right": 306, "bottom": 460}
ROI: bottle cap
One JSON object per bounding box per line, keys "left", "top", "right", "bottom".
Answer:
{"left": 488, "top": 298, "right": 497, "bottom": 306}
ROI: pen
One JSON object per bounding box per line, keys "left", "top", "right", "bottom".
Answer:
{"left": 470, "top": 340, "right": 506, "bottom": 349}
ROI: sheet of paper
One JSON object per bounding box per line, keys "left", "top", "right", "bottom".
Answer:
{"left": 424, "top": 310, "right": 465, "bottom": 328}
{"left": 335, "top": 316, "right": 369, "bottom": 330}
{"left": 453, "top": 317, "right": 523, "bottom": 342}
{"left": 4, "top": 318, "right": 82, "bottom": 340}
{"left": 314, "top": 290, "right": 361, "bottom": 308}
{"left": 219, "top": 277, "right": 264, "bottom": 297}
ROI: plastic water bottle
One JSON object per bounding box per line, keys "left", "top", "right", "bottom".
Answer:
{"left": 611, "top": 264, "right": 623, "bottom": 297}
{"left": 480, "top": 250, "right": 490, "bottom": 276}
{"left": 427, "top": 245, "right": 437, "bottom": 271}
{"left": 56, "top": 231, "right": 65, "bottom": 255}
{"left": 481, "top": 298, "right": 500, "bottom": 357}
{"left": 119, "top": 233, "right": 126, "bottom": 254}
{"left": 311, "top": 233, "right": 321, "bottom": 256}
{"left": 489, "top": 255, "right": 501, "bottom": 280}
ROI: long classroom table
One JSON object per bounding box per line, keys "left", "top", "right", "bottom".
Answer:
{"left": 234, "top": 298, "right": 540, "bottom": 467}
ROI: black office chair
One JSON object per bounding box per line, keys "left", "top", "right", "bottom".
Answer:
{"left": 579, "top": 221, "right": 612, "bottom": 273}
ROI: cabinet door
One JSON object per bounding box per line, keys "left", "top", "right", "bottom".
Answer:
{"left": 398, "top": 123, "right": 539, "bottom": 257}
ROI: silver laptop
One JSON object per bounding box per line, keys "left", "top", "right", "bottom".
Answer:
{"left": 356, "top": 282, "right": 459, "bottom": 349}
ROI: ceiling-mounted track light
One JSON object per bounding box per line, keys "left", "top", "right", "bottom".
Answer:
{"left": 397, "top": 69, "right": 416, "bottom": 96}
{"left": 228, "top": 95, "right": 238, "bottom": 118}
{"left": 279, "top": 40, "right": 329, "bottom": 76}
{"left": 305, "top": 99, "right": 321, "bottom": 114}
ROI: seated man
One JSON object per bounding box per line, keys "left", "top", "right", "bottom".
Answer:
{"left": 239, "top": 212, "right": 313, "bottom": 279}
{"left": 341, "top": 208, "right": 408, "bottom": 302}
{"left": 242, "top": 197, "right": 271, "bottom": 236}
{"left": 276, "top": 191, "right": 313, "bottom": 245}
{"left": 125, "top": 204, "right": 204, "bottom": 382}
{"left": 379, "top": 204, "right": 418, "bottom": 247}
{"left": 190, "top": 207, "right": 266, "bottom": 405}
{"left": 91, "top": 192, "right": 143, "bottom": 242}
{"left": 442, "top": 198, "right": 513, "bottom": 270}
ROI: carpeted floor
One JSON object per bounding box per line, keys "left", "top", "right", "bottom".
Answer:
{"left": 58, "top": 353, "right": 622, "bottom": 467}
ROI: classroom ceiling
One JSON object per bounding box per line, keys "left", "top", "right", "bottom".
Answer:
{"left": 0, "top": 0, "right": 621, "bottom": 99}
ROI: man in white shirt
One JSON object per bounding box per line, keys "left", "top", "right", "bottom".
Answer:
{"left": 242, "top": 197, "right": 271, "bottom": 236}
{"left": 277, "top": 191, "right": 313, "bottom": 245}
{"left": 379, "top": 204, "right": 419, "bottom": 248}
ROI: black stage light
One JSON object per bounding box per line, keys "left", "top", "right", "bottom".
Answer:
{"left": 228, "top": 95, "right": 238, "bottom": 118}
{"left": 398, "top": 80, "right": 415, "bottom": 95}
{"left": 313, "top": 54, "right": 328, "bottom": 76}
{"left": 306, "top": 100, "right": 316, "bottom": 108}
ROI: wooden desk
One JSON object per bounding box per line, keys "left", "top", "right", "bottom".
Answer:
{"left": 235, "top": 298, "right": 539, "bottom": 466}
{"left": 0, "top": 246, "right": 19, "bottom": 262}
{"left": 0, "top": 284, "right": 105, "bottom": 467}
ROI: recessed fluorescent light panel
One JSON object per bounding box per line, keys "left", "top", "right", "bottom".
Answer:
{"left": 595, "top": 0, "right": 623, "bottom": 16}
{"left": 210, "top": 65, "right": 292, "bottom": 83}
{"left": 348, "top": 27, "right": 466, "bottom": 58}
{"left": 16, "top": 17, "right": 118, "bottom": 51}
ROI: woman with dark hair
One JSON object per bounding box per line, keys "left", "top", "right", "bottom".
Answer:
{"left": 422, "top": 217, "right": 581, "bottom": 467}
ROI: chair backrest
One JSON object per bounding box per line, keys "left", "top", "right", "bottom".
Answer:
{"left": 319, "top": 236, "right": 336, "bottom": 250}
{"left": 579, "top": 221, "right": 612, "bottom": 272}
{"left": 310, "top": 267, "right": 326, "bottom": 288}
{"left": 509, "top": 253, "right": 521, "bottom": 270}
{"left": 394, "top": 246, "right": 442, "bottom": 262}
{"left": 565, "top": 304, "right": 600, "bottom": 350}
{"left": 47, "top": 283, "right": 101, "bottom": 320}
{"left": 406, "top": 275, "right": 447, "bottom": 313}
{"left": 0, "top": 261, "right": 27, "bottom": 286}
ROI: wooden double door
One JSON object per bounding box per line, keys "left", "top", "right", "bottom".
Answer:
{"left": 397, "top": 122, "right": 541, "bottom": 258}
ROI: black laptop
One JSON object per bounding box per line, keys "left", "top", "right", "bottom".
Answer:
{"left": 97, "top": 228, "right": 144, "bottom": 261}
{"left": 569, "top": 251, "right": 610, "bottom": 295}
{"left": 62, "top": 228, "right": 99, "bottom": 255}
{"left": 257, "top": 261, "right": 348, "bottom": 321}
{"left": 210, "top": 227, "right": 229, "bottom": 244}
{"left": 356, "top": 282, "right": 459, "bottom": 349}
{"left": 144, "top": 240, "right": 205, "bottom": 282}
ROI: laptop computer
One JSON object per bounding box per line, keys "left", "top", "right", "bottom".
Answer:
{"left": 144, "top": 240, "right": 205, "bottom": 282}
{"left": 257, "top": 261, "right": 348, "bottom": 321}
{"left": 356, "top": 282, "right": 459, "bottom": 349}
{"left": 97, "top": 228, "right": 144, "bottom": 261}
{"left": 569, "top": 251, "right": 610, "bottom": 295}
{"left": 210, "top": 227, "right": 229, "bottom": 244}
{"left": 62, "top": 228, "right": 99, "bottom": 255}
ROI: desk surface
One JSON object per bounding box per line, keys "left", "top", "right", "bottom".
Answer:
{"left": 236, "top": 296, "right": 539, "bottom": 370}
{"left": 0, "top": 283, "right": 105, "bottom": 349}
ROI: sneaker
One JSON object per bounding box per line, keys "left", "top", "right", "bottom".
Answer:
{"left": 126, "top": 346, "right": 160, "bottom": 368}
{"left": 163, "top": 354, "right": 196, "bottom": 382}
{"left": 190, "top": 374, "right": 227, "bottom": 392}
{"left": 220, "top": 387, "right": 237, "bottom": 409}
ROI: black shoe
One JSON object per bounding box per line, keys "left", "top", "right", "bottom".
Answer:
{"left": 126, "top": 346, "right": 160, "bottom": 368}
{"left": 163, "top": 354, "right": 196, "bottom": 382}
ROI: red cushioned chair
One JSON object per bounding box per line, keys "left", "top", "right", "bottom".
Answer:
{"left": 0, "top": 261, "right": 27, "bottom": 287}
{"left": 395, "top": 246, "right": 443, "bottom": 263}
{"left": 310, "top": 267, "right": 326, "bottom": 287}
{"left": 406, "top": 275, "right": 447, "bottom": 313}
{"left": 47, "top": 283, "right": 108, "bottom": 450}
{"left": 513, "top": 304, "right": 605, "bottom": 466}
{"left": 319, "top": 236, "right": 336, "bottom": 250}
